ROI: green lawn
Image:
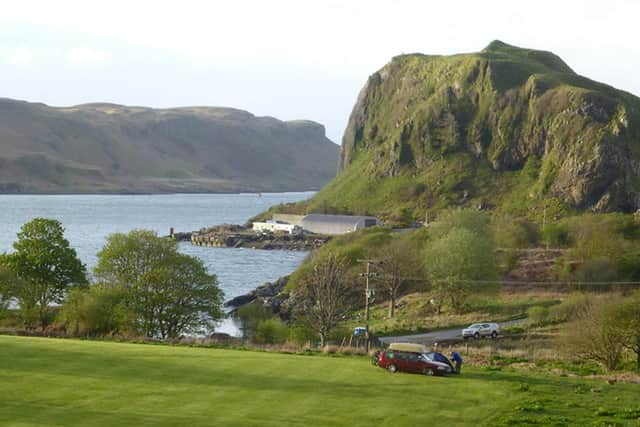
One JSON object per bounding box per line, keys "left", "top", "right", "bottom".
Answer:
{"left": 0, "top": 336, "right": 639, "bottom": 426}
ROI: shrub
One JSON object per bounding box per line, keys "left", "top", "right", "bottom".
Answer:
{"left": 548, "top": 294, "right": 590, "bottom": 322}
{"left": 541, "top": 223, "right": 569, "bottom": 247}
{"left": 571, "top": 258, "right": 618, "bottom": 285}
{"left": 618, "top": 250, "right": 640, "bottom": 280}
{"left": 288, "top": 323, "right": 318, "bottom": 345}
{"left": 560, "top": 296, "right": 625, "bottom": 371}
{"left": 527, "top": 306, "right": 549, "bottom": 324}
{"left": 58, "top": 285, "right": 134, "bottom": 336}
{"left": 236, "top": 303, "right": 274, "bottom": 339}
{"left": 494, "top": 217, "right": 540, "bottom": 249}
{"left": 255, "top": 318, "right": 289, "bottom": 345}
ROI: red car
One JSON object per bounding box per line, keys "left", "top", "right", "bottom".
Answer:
{"left": 375, "top": 349, "right": 453, "bottom": 376}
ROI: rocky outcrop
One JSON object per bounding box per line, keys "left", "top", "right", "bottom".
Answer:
{"left": 190, "top": 224, "right": 329, "bottom": 250}
{"left": 325, "top": 41, "right": 640, "bottom": 215}
{"left": 225, "top": 276, "right": 292, "bottom": 318}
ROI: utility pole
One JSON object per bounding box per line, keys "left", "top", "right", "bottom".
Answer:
{"left": 542, "top": 201, "right": 549, "bottom": 249}
{"left": 357, "top": 259, "right": 381, "bottom": 351}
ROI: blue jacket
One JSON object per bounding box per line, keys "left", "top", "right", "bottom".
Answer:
{"left": 451, "top": 352, "right": 463, "bottom": 363}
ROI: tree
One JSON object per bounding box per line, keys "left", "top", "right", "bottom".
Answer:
{"left": 430, "top": 208, "right": 493, "bottom": 240}
{"left": 0, "top": 266, "right": 15, "bottom": 319}
{"left": 610, "top": 294, "right": 640, "bottom": 370}
{"left": 137, "top": 254, "right": 224, "bottom": 339}
{"left": 294, "top": 252, "right": 352, "bottom": 347}
{"left": 424, "top": 228, "right": 497, "bottom": 313}
{"left": 94, "top": 230, "right": 223, "bottom": 339}
{"left": 378, "top": 238, "right": 423, "bottom": 318}
{"left": 561, "top": 296, "right": 625, "bottom": 371}
{"left": 58, "top": 285, "right": 134, "bottom": 337}
{"left": 0, "top": 218, "right": 87, "bottom": 329}
{"left": 237, "top": 302, "right": 275, "bottom": 340}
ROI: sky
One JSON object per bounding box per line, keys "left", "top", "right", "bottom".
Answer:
{"left": 1, "top": 0, "right": 639, "bottom": 143}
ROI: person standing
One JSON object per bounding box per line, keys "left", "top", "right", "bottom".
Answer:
{"left": 451, "top": 351, "right": 463, "bottom": 374}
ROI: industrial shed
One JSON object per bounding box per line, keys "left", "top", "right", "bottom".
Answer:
{"left": 300, "top": 214, "right": 380, "bottom": 235}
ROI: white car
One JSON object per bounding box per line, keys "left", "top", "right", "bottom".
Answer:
{"left": 462, "top": 322, "right": 500, "bottom": 339}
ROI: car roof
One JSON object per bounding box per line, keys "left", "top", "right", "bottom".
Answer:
{"left": 388, "top": 342, "right": 429, "bottom": 353}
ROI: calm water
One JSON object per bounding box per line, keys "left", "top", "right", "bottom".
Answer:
{"left": 0, "top": 193, "right": 313, "bottom": 335}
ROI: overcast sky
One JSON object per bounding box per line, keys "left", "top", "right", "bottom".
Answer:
{"left": 1, "top": 0, "right": 639, "bottom": 143}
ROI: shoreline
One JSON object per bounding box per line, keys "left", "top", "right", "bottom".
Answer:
{"left": 0, "top": 190, "right": 318, "bottom": 196}
{"left": 173, "top": 224, "right": 330, "bottom": 251}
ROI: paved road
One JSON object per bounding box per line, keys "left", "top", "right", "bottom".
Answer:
{"left": 379, "top": 318, "right": 526, "bottom": 346}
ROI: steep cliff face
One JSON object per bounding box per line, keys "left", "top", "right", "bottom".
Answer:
{"left": 0, "top": 100, "right": 339, "bottom": 193}
{"left": 313, "top": 41, "right": 640, "bottom": 219}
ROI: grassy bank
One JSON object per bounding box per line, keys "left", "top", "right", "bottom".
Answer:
{"left": 342, "top": 291, "right": 561, "bottom": 337}
{"left": 1, "top": 336, "right": 639, "bottom": 426}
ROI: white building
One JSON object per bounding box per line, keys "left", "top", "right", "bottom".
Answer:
{"left": 252, "top": 220, "right": 301, "bottom": 234}
{"left": 300, "top": 214, "right": 380, "bottom": 235}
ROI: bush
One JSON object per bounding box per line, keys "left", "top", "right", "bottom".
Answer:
{"left": 572, "top": 259, "right": 618, "bottom": 285}
{"left": 548, "top": 294, "right": 590, "bottom": 323}
{"left": 618, "top": 250, "right": 640, "bottom": 280}
{"left": 236, "top": 303, "right": 274, "bottom": 339}
{"left": 560, "top": 296, "right": 625, "bottom": 371}
{"left": 255, "top": 318, "right": 289, "bottom": 345}
{"left": 58, "top": 285, "right": 134, "bottom": 336}
{"left": 494, "top": 217, "right": 540, "bottom": 249}
{"left": 288, "top": 323, "right": 318, "bottom": 345}
{"left": 542, "top": 223, "right": 569, "bottom": 247}
{"left": 527, "top": 306, "right": 549, "bottom": 324}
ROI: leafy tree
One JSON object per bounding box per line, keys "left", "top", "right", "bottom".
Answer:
{"left": 94, "top": 230, "right": 223, "bottom": 339}
{"left": 237, "top": 302, "right": 275, "bottom": 340}
{"left": 424, "top": 228, "right": 498, "bottom": 313}
{"left": 430, "top": 208, "right": 492, "bottom": 240}
{"left": 378, "top": 238, "right": 423, "bottom": 318}
{"left": 0, "top": 218, "right": 87, "bottom": 329}
{"left": 58, "top": 285, "right": 134, "bottom": 337}
{"left": 493, "top": 216, "right": 540, "bottom": 248}
{"left": 610, "top": 294, "right": 640, "bottom": 370}
{"left": 255, "top": 318, "right": 289, "bottom": 345}
{"left": 0, "top": 266, "right": 15, "bottom": 319}
{"left": 294, "top": 252, "right": 352, "bottom": 347}
{"left": 561, "top": 296, "right": 625, "bottom": 371}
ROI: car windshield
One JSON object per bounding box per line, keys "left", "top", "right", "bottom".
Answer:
{"left": 468, "top": 324, "right": 482, "bottom": 328}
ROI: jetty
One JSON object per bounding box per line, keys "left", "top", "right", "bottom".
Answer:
{"left": 186, "top": 224, "right": 329, "bottom": 251}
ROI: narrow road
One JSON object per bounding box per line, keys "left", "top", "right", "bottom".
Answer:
{"left": 378, "top": 318, "right": 526, "bottom": 346}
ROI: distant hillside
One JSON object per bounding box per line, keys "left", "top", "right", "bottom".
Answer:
{"left": 0, "top": 99, "right": 339, "bottom": 193}
{"left": 299, "top": 41, "right": 640, "bottom": 222}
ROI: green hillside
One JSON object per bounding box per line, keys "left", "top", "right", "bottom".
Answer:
{"left": 299, "top": 41, "right": 640, "bottom": 222}
{"left": 0, "top": 100, "right": 339, "bottom": 193}
{"left": 1, "top": 336, "right": 638, "bottom": 426}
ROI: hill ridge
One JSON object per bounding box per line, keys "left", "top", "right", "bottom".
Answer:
{"left": 0, "top": 98, "right": 339, "bottom": 193}
{"left": 310, "top": 41, "right": 640, "bottom": 222}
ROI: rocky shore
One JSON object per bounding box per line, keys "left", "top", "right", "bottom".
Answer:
{"left": 173, "top": 224, "right": 330, "bottom": 251}
{"left": 225, "top": 276, "right": 294, "bottom": 319}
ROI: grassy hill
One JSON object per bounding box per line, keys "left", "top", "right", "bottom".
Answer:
{"left": 1, "top": 336, "right": 639, "bottom": 426}
{"left": 291, "top": 41, "right": 640, "bottom": 222}
{"left": 0, "top": 99, "right": 339, "bottom": 193}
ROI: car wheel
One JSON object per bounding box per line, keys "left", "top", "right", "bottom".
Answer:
{"left": 491, "top": 331, "right": 498, "bottom": 339}
{"left": 387, "top": 364, "right": 398, "bottom": 373}
{"left": 474, "top": 332, "right": 480, "bottom": 340}
{"left": 423, "top": 368, "right": 435, "bottom": 376}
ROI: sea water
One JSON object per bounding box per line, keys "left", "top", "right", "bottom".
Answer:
{"left": 0, "top": 193, "right": 313, "bottom": 335}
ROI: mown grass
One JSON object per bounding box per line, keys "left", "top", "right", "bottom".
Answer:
{"left": 1, "top": 336, "right": 639, "bottom": 426}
